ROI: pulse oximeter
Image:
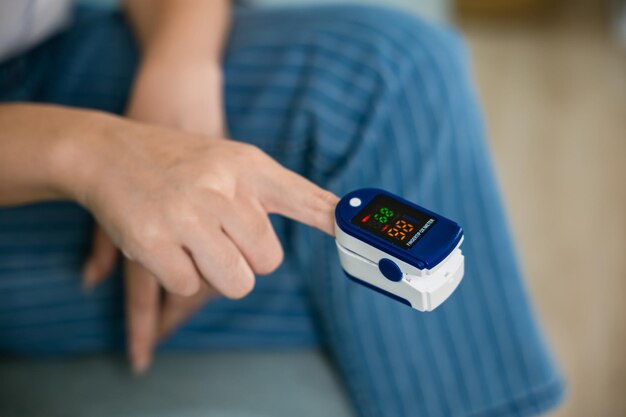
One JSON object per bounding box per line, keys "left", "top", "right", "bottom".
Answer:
{"left": 335, "top": 188, "right": 464, "bottom": 311}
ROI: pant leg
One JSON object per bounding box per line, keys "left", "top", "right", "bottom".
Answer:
{"left": 221, "top": 5, "right": 564, "bottom": 417}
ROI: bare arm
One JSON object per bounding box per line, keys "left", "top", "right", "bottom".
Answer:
{"left": 122, "top": 0, "right": 231, "bottom": 135}
{"left": 0, "top": 104, "right": 106, "bottom": 206}
{"left": 124, "top": 0, "right": 230, "bottom": 63}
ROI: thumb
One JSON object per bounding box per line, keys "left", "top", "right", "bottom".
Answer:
{"left": 82, "top": 225, "right": 119, "bottom": 291}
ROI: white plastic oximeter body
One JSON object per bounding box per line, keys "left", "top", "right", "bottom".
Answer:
{"left": 335, "top": 188, "right": 464, "bottom": 311}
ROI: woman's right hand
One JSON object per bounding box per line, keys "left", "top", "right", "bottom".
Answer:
{"left": 59, "top": 112, "right": 338, "bottom": 298}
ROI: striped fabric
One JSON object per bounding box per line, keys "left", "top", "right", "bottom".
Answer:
{"left": 0, "top": 5, "right": 564, "bottom": 417}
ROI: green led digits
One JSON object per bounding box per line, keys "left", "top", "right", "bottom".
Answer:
{"left": 373, "top": 207, "right": 394, "bottom": 224}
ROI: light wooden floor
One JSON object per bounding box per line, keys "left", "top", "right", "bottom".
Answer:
{"left": 460, "top": 3, "right": 626, "bottom": 416}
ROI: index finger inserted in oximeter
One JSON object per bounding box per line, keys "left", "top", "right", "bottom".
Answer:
{"left": 335, "top": 188, "right": 464, "bottom": 311}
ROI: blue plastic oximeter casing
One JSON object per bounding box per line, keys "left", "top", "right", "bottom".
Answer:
{"left": 335, "top": 188, "right": 465, "bottom": 311}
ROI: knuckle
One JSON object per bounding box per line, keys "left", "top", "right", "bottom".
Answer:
{"left": 208, "top": 192, "right": 231, "bottom": 212}
{"left": 313, "top": 187, "right": 339, "bottom": 209}
{"left": 221, "top": 260, "right": 255, "bottom": 299}
{"left": 247, "top": 214, "right": 271, "bottom": 240}
{"left": 166, "top": 274, "right": 200, "bottom": 297}
{"left": 306, "top": 188, "right": 338, "bottom": 231}
{"left": 322, "top": 189, "right": 339, "bottom": 205}
{"left": 252, "top": 244, "right": 284, "bottom": 275}
{"left": 239, "top": 144, "right": 267, "bottom": 164}
{"left": 128, "top": 219, "right": 169, "bottom": 254}
{"left": 176, "top": 203, "right": 202, "bottom": 229}
{"left": 241, "top": 143, "right": 261, "bottom": 157}
{"left": 238, "top": 211, "right": 283, "bottom": 275}
{"left": 224, "top": 272, "right": 255, "bottom": 300}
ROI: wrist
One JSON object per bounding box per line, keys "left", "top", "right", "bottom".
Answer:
{"left": 128, "top": 53, "right": 226, "bottom": 137}
{"left": 141, "top": 34, "right": 222, "bottom": 73}
{"left": 49, "top": 109, "right": 128, "bottom": 207}
{"left": 138, "top": 52, "right": 222, "bottom": 92}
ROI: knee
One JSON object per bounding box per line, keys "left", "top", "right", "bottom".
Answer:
{"left": 308, "top": 5, "right": 470, "bottom": 89}
{"left": 299, "top": 7, "right": 481, "bottom": 186}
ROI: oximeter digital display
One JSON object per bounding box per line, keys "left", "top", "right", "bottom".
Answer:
{"left": 352, "top": 194, "right": 436, "bottom": 249}
{"left": 335, "top": 188, "right": 465, "bottom": 312}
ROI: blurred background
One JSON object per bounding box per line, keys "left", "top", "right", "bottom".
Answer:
{"left": 457, "top": 1, "right": 626, "bottom": 416}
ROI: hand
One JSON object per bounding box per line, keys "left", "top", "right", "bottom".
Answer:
{"left": 74, "top": 128, "right": 337, "bottom": 295}
{"left": 83, "top": 57, "right": 228, "bottom": 372}
{"left": 73, "top": 114, "right": 338, "bottom": 372}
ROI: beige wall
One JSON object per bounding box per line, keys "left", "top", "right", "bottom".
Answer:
{"left": 460, "top": 1, "right": 626, "bottom": 415}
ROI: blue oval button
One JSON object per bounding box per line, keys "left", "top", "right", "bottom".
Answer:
{"left": 378, "top": 258, "right": 403, "bottom": 282}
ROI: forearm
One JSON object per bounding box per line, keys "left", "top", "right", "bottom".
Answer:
{"left": 123, "top": 0, "right": 231, "bottom": 65}
{"left": 0, "top": 104, "right": 117, "bottom": 207}
{"left": 122, "top": 0, "right": 230, "bottom": 135}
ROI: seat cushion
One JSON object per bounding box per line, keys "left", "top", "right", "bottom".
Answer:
{"left": 0, "top": 350, "right": 355, "bottom": 417}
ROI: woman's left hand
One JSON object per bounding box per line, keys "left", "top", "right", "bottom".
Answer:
{"left": 82, "top": 56, "right": 226, "bottom": 373}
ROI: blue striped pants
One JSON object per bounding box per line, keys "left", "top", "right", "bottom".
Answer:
{"left": 0, "top": 5, "right": 563, "bottom": 417}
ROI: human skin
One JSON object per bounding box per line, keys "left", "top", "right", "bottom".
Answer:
{"left": 81, "top": 0, "right": 238, "bottom": 373}
{"left": 0, "top": 104, "right": 338, "bottom": 367}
